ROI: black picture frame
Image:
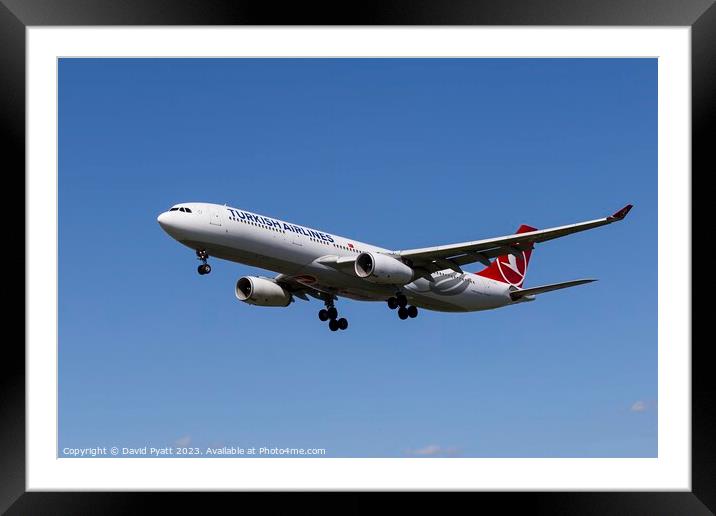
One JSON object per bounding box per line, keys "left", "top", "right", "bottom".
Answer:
{"left": 4, "top": 1, "right": 711, "bottom": 513}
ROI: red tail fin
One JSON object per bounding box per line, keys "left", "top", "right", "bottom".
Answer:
{"left": 476, "top": 224, "right": 537, "bottom": 287}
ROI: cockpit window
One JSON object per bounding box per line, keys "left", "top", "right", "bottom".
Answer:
{"left": 185, "top": 208, "right": 192, "bottom": 213}
{"left": 179, "top": 207, "right": 186, "bottom": 212}
{"left": 170, "top": 207, "right": 179, "bottom": 211}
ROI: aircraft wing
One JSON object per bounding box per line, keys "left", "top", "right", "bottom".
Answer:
{"left": 315, "top": 254, "right": 357, "bottom": 272}
{"left": 273, "top": 274, "right": 325, "bottom": 302}
{"left": 274, "top": 272, "right": 347, "bottom": 304}
{"left": 397, "top": 204, "right": 632, "bottom": 272}
{"left": 509, "top": 279, "right": 596, "bottom": 301}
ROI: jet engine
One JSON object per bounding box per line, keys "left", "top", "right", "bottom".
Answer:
{"left": 235, "top": 276, "right": 292, "bottom": 307}
{"left": 354, "top": 252, "right": 414, "bottom": 285}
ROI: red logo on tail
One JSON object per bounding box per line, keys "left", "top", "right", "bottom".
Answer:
{"left": 495, "top": 252, "right": 529, "bottom": 286}
{"left": 476, "top": 224, "right": 536, "bottom": 287}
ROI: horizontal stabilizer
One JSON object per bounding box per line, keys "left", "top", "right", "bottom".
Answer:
{"left": 509, "top": 279, "right": 596, "bottom": 301}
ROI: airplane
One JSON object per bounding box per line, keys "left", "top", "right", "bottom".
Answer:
{"left": 157, "top": 203, "right": 633, "bottom": 331}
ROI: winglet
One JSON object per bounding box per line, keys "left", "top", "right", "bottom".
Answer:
{"left": 609, "top": 204, "right": 633, "bottom": 221}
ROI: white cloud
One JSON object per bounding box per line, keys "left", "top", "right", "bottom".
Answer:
{"left": 412, "top": 444, "right": 442, "bottom": 456}
{"left": 406, "top": 445, "right": 460, "bottom": 457}
{"left": 631, "top": 400, "right": 647, "bottom": 412}
{"left": 174, "top": 435, "right": 191, "bottom": 447}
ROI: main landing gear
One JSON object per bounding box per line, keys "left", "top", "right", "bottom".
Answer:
{"left": 318, "top": 300, "right": 348, "bottom": 331}
{"left": 196, "top": 249, "right": 211, "bottom": 275}
{"left": 387, "top": 293, "right": 418, "bottom": 320}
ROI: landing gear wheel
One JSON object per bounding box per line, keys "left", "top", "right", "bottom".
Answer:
{"left": 318, "top": 309, "right": 329, "bottom": 321}
{"left": 196, "top": 249, "right": 210, "bottom": 274}
{"left": 407, "top": 305, "right": 418, "bottom": 318}
{"left": 329, "top": 319, "right": 339, "bottom": 331}
{"left": 396, "top": 294, "right": 408, "bottom": 307}
{"left": 387, "top": 297, "right": 398, "bottom": 310}
{"left": 338, "top": 318, "right": 348, "bottom": 330}
{"left": 327, "top": 307, "right": 338, "bottom": 320}
{"left": 398, "top": 307, "right": 409, "bottom": 320}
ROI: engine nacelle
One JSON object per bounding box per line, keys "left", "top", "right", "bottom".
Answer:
{"left": 235, "top": 276, "right": 292, "bottom": 307}
{"left": 355, "top": 252, "right": 414, "bottom": 285}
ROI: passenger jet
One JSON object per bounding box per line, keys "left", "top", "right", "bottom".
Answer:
{"left": 158, "top": 203, "right": 632, "bottom": 331}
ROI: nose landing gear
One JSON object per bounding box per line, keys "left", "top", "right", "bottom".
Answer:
{"left": 196, "top": 249, "right": 211, "bottom": 275}
{"left": 318, "top": 300, "right": 348, "bottom": 331}
{"left": 388, "top": 293, "right": 418, "bottom": 320}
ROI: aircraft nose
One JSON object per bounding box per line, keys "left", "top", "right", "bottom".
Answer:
{"left": 157, "top": 211, "right": 170, "bottom": 228}
{"left": 157, "top": 211, "right": 180, "bottom": 236}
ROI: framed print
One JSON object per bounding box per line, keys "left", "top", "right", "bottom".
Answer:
{"left": 5, "top": 0, "right": 713, "bottom": 513}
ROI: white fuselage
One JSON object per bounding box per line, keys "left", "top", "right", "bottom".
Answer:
{"left": 157, "top": 202, "right": 515, "bottom": 312}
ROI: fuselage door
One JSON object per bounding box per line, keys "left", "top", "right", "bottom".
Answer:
{"left": 210, "top": 206, "right": 222, "bottom": 226}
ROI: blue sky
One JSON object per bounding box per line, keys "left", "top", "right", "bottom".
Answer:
{"left": 58, "top": 58, "right": 657, "bottom": 458}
